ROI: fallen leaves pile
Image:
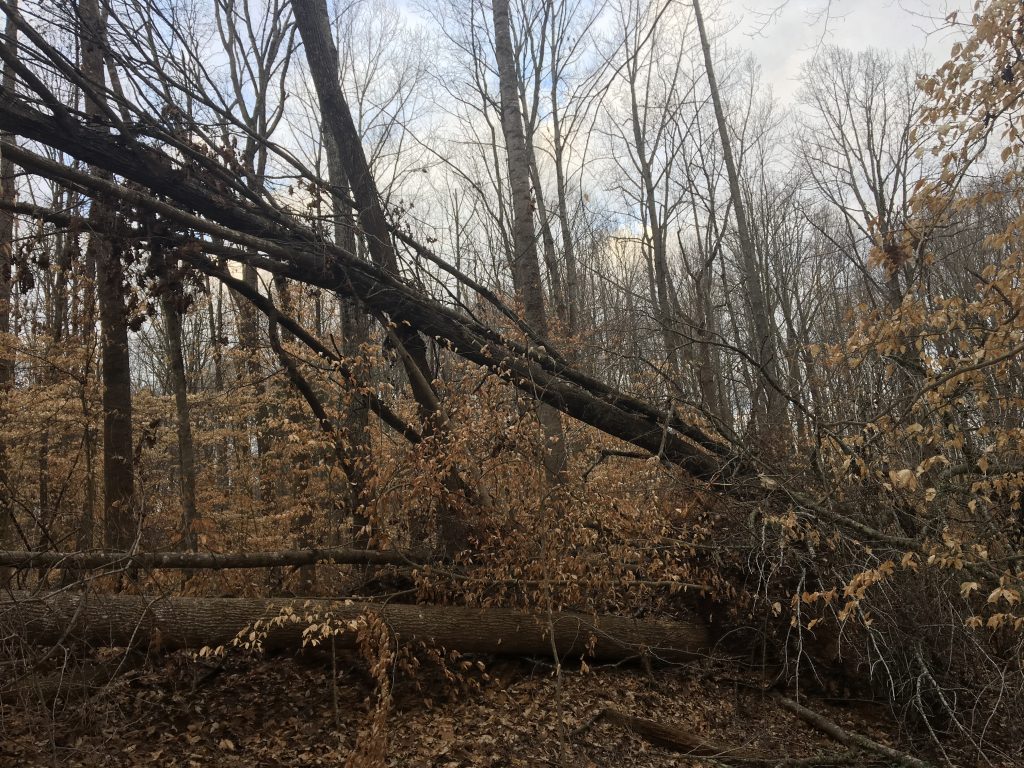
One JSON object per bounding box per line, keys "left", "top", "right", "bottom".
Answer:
{"left": 0, "top": 650, "right": 921, "bottom": 767}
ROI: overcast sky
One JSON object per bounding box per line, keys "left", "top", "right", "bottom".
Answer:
{"left": 718, "top": 0, "right": 971, "bottom": 101}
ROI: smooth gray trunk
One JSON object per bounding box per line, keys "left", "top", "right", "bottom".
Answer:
{"left": 491, "top": 0, "right": 567, "bottom": 478}
{"left": 693, "top": 0, "right": 786, "bottom": 437}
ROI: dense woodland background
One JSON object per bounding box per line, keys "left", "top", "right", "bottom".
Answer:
{"left": 2, "top": 0, "right": 1024, "bottom": 765}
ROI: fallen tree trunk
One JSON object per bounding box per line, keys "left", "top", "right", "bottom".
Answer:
{"left": 600, "top": 708, "right": 761, "bottom": 759}
{"left": 0, "top": 592, "right": 711, "bottom": 663}
{"left": 0, "top": 94, "right": 741, "bottom": 484}
{"left": 0, "top": 548, "right": 426, "bottom": 571}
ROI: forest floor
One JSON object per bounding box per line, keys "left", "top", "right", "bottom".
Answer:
{"left": 0, "top": 649, "right": 926, "bottom": 767}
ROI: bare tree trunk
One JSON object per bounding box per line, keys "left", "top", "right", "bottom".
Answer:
{"left": 491, "top": 0, "right": 567, "bottom": 478}
{"left": 160, "top": 260, "right": 199, "bottom": 551}
{"left": 291, "top": 0, "right": 440, "bottom": 423}
{"left": 233, "top": 265, "right": 262, "bottom": 382}
{"left": 79, "top": 0, "right": 135, "bottom": 549}
{"left": 694, "top": 268, "right": 727, "bottom": 428}
{"left": 0, "top": 4, "right": 14, "bottom": 579}
{"left": 79, "top": 211, "right": 99, "bottom": 551}
{"left": 543, "top": 0, "right": 582, "bottom": 338}
{"left": 692, "top": 0, "right": 785, "bottom": 437}
{"left": 526, "top": 140, "right": 568, "bottom": 330}
{"left": 518, "top": 92, "right": 568, "bottom": 330}
{"left": 204, "top": 269, "right": 228, "bottom": 489}
{"left": 324, "top": 126, "right": 370, "bottom": 547}
{"left": 39, "top": 198, "right": 77, "bottom": 553}
{"left": 627, "top": 58, "right": 681, "bottom": 386}
{"left": 550, "top": 110, "right": 579, "bottom": 337}
{"left": 227, "top": 260, "right": 269, "bottom": 502}
{"left": 293, "top": 0, "right": 478, "bottom": 554}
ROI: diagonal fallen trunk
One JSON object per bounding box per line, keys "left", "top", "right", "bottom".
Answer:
{"left": 0, "top": 592, "right": 711, "bottom": 663}
{"left": 0, "top": 96, "right": 740, "bottom": 484}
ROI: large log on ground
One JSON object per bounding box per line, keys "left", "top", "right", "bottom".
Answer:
{"left": 0, "top": 593, "right": 710, "bottom": 663}
{"left": 0, "top": 548, "right": 426, "bottom": 571}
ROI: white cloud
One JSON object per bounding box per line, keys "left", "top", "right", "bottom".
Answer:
{"left": 718, "top": 0, "right": 972, "bottom": 101}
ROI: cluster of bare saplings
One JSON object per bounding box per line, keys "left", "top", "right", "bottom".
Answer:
{"left": 2, "top": 0, "right": 1024, "bottom": 765}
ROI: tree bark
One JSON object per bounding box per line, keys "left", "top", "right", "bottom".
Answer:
{"left": 628, "top": 59, "right": 682, "bottom": 386}
{"left": 324, "top": 125, "right": 371, "bottom": 547}
{"left": 0, "top": 105, "right": 743, "bottom": 484}
{"left": 0, "top": 547, "right": 426, "bottom": 570}
{"left": 548, "top": 42, "right": 579, "bottom": 338}
{"left": 0, "top": 592, "right": 711, "bottom": 663}
{"left": 0, "top": 2, "right": 15, "bottom": 578}
{"left": 491, "top": 0, "right": 567, "bottom": 478}
{"left": 291, "top": 0, "right": 440, "bottom": 424}
{"left": 692, "top": 0, "right": 786, "bottom": 436}
{"left": 79, "top": 0, "right": 135, "bottom": 549}
{"left": 160, "top": 261, "right": 200, "bottom": 551}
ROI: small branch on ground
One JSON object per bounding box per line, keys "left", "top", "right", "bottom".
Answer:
{"left": 774, "top": 693, "right": 935, "bottom": 768}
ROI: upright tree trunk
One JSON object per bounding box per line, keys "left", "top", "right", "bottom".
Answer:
{"left": 228, "top": 261, "right": 269, "bottom": 501}
{"left": 324, "top": 127, "right": 370, "bottom": 547}
{"left": 491, "top": 0, "right": 567, "bottom": 478}
{"left": 42, "top": 195, "right": 77, "bottom": 549}
{"left": 550, "top": 105, "right": 579, "bottom": 337}
{"left": 204, "top": 269, "right": 228, "bottom": 489}
{"left": 526, "top": 142, "right": 568, "bottom": 330}
{"left": 542, "top": 0, "right": 580, "bottom": 336}
{"left": 76, "top": 221, "right": 99, "bottom": 551}
{"left": 627, "top": 62, "right": 681, "bottom": 386}
{"left": 692, "top": 0, "right": 786, "bottom": 437}
{"left": 79, "top": 0, "right": 135, "bottom": 549}
{"left": 517, "top": 91, "right": 568, "bottom": 330}
{"left": 292, "top": 0, "right": 475, "bottom": 553}
{"left": 694, "top": 267, "right": 726, "bottom": 428}
{"left": 0, "top": 4, "right": 15, "bottom": 577}
{"left": 160, "top": 260, "right": 199, "bottom": 551}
